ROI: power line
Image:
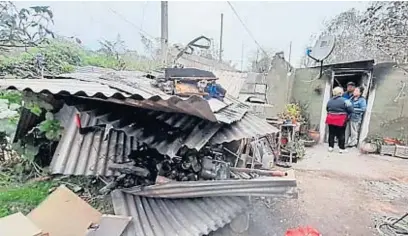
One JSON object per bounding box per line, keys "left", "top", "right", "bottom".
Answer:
{"left": 103, "top": 3, "right": 156, "bottom": 40}
{"left": 226, "top": 1, "right": 268, "bottom": 57}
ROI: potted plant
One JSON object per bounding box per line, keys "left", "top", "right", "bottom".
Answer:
{"left": 361, "top": 135, "right": 384, "bottom": 154}
{"left": 279, "top": 104, "right": 303, "bottom": 125}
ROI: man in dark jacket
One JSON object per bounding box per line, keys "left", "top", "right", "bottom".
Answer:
{"left": 326, "top": 87, "right": 354, "bottom": 153}
{"left": 342, "top": 82, "right": 355, "bottom": 100}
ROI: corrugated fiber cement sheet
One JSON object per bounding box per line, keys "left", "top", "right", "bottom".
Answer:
{"left": 111, "top": 190, "right": 249, "bottom": 236}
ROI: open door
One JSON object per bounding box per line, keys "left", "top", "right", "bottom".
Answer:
{"left": 319, "top": 70, "right": 372, "bottom": 144}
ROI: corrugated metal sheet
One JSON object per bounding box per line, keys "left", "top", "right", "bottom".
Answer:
{"left": 60, "top": 104, "right": 221, "bottom": 156}
{"left": 62, "top": 72, "right": 247, "bottom": 124}
{"left": 49, "top": 102, "right": 275, "bottom": 176}
{"left": 214, "top": 100, "right": 248, "bottom": 124}
{"left": 210, "top": 112, "right": 279, "bottom": 144}
{"left": 214, "top": 71, "right": 247, "bottom": 98}
{"left": 0, "top": 78, "right": 219, "bottom": 122}
{"left": 0, "top": 77, "right": 248, "bottom": 124}
{"left": 74, "top": 66, "right": 147, "bottom": 76}
{"left": 12, "top": 108, "right": 42, "bottom": 142}
{"left": 73, "top": 66, "right": 244, "bottom": 98}
{"left": 51, "top": 105, "right": 132, "bottom": 176}
{"left": 111, "top": 190, "right": 249, "bottom": 236}
{"left": 0, "top": 79, "right": 125, "bottom": 98}
{"left": 208, "top": 212, "right": 250, "bottom": 236}
{"left": 120, "top": 176, "right": 297, "bottom": 198}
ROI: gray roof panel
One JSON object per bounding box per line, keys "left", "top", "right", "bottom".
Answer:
{"left": 111, "top": 190, "right": 249, "bottom": 236}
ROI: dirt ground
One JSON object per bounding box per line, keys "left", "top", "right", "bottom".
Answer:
{"left": 247, "top": 144, "right": 408, "bottom": 236}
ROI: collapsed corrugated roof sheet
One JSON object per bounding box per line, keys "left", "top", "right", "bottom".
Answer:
{"left": 12, "top": 108, "right": 43, "bottom": 142}
{"left": 51, "top": 105, "right": 132, "bottom": 176}
{"left": 49, "top": 103, "right": 277, "bottom": 176}
{"left": 50, "top": 103, "right": 222, "bottom": 176}
{"left": 214, "top": 71, "right": 248, "bottom": 99}
{"left": 0, "top": 76, "right": 247, "bottom": 124}
{"left": 0, "top": 77, "right": 218, "bottom": 122}
{"left": 120, "top": 176, "right": 297, "bottom": 198}
{"left": 210, "top": 112, "right": 279, "bottom": 144}
{"left": 111, "top": 190, "right": 249, "bottom": 236}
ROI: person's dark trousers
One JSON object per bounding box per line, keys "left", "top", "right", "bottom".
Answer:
{"left": 328, "top": 125, "right": 346, "bottom": 149}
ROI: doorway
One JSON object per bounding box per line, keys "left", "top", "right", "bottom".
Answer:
{"left": 322, "top": 70, "right": 372, "bottom": 145}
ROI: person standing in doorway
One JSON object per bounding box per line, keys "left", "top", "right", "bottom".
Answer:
{"left": 343, "top": 82, "right": 356, "bottom": 100}
{"left": 346, "top": 86, "right": 367, "bottom": 147}
{"left": 326, "top": 87, "right": 354, "bottom": 153}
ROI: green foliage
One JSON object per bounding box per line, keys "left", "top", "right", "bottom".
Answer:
{"left": 0, "top": 91, "right": 22, "bottom": 104}
{"left": 82, "top": 53, "right": 120, "bottom": 69}
{"left": 35, "top": 39, "right": 82, "bottom": 74}
{"left": 38, "top": 118, "right": 61, "bottom": 141}
{"left": 24, "top": 102, "right": 42, "bottom": 116}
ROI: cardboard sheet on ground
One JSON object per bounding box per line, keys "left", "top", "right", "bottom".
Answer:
{"left": 0, "top": 212, "right": 43, "bottom": 236}
{"left": 86, "top": 215, "right": 132, "bottom": 236}
{"left": 27, "top": 185, "right": 102, "bottom": 236}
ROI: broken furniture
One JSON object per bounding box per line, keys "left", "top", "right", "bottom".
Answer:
{"left": 232, "top": 135, "right": 278, "bottom": 170}
{"left": 276, "top": 123, "right": 300, "bottom": 167}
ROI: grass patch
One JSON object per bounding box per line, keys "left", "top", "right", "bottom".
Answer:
{"left": 0, "top": 179, "right": 53, "bottom": 217}
{"left": 0, "top": 173, "right": 114, "bottom": 218}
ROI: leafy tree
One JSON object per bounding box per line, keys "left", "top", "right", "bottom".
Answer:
{"left": 361, "top": 1, "right": 408, "bottom": 63}
{"left": 96, "top": 34, "right": 127, "bottom": 70}
{"left": 305, "top": 2, "right": 408, "bottom": 66}
{"left": 0, "top": 1, "right": 54, "bottom": 52}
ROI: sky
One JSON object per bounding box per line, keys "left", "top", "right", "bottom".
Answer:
{"left": 15, "top": 1, "right": 369, "bottom": 68}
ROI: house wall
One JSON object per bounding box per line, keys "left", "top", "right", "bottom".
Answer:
{"left": 263, "top": 56, "right": 293, "bottom": 117}
{"left": 290, "top": 68, "right": 328, "bottom": 129}
{"left": 368, "top": 63, "right": 408, "bottom": 139}
{"left": 287, "top": 62, "right": 408, "bottom": 139}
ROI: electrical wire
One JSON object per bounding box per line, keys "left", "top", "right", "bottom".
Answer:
{"left": 101, "top": 3, "right": 161, "bottom": 63}
{"left": 102, "top": 3, "right": 155, "bottom": 40}
{"left": 226, "top": 1, "right": 268, "bottom": 57}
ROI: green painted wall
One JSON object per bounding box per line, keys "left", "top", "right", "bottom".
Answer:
{"left": 290, "top": 68, "right": 327, "bottom": 129}
{"left": 368, "top": 63, "right": 408, "bottom": 139}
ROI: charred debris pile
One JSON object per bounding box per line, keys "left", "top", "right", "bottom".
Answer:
{"left": 3, "top": 67, "right": 294, "bottom": 196}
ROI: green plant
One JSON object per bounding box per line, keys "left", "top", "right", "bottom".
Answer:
{"left": 0, "top": 91, "right": 22, "bottom": 105}
{"left": 10, "top": 142, "right": 42, "bottom": 180}
{"left": 37, "top": 112, "right": 61, "bottom": 141}
{"left": 279, "top": 103, "right": 304, "bottom": 122}
{"left": 24, "top": 102, "right": 42, "bottom": 116}
{"left": 364, "top": 134, "right": 385, "bottom": 150}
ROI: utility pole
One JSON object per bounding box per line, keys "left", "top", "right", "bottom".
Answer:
{"left": 161, "top": 1, "right": 168, "bottom": 67}
{"left": 219, "top": 13, "right": 224, "bottom": 62}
